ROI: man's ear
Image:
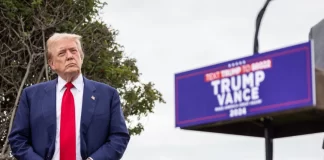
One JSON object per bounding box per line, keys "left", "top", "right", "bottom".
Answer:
{"left": 48, "top": 59, "right": 55, "bottom": 70}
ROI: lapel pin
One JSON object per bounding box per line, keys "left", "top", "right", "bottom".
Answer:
{"left": 91, "top": 96, "right": 95, "bottom": 100}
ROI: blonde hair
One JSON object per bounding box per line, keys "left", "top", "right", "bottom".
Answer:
{"left": 46, "top": 33, "right": 84, "bottom": 60}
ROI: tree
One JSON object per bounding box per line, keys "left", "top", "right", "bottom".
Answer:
{"left": 0, "top": 0, "right": 165, "bottom": 158}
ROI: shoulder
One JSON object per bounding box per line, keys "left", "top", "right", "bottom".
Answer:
{"left": 84, "top": 78, "right": 118, "bottom": 94}
{"left": 23, "top": 79, "right": 56, "bottom": 94}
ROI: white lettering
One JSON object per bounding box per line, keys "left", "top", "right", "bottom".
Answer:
{"left": 242, "top": 73, "right": 254, "bottom": 89}
{"left": 229, "top": 107, "right": 247, "bottom": 117}
{"left": 221, "top": 78, "right": 231, "bottom": 93}
{"left": 255, "top": 70, "right": 265, "bottom": 86}
{"left": 217, "top": 94, "right": 225, "bottom": 106}
{"left": 211, "top": 80, "right": 221, "bottom": 95}
{"left": 231, "top": 75, "right": 241, "bottom": 91}
{"left": 233, "top": 90, "right": 242, "bottom": 103}
{"left": 242, "top": 88, "right": 251, "bottom": 101}
{"left": 251, "top": 87, "right": 259, "bottom": 100}
{"left": 211, "top": 69, "right": 266, "bottom": 109}
{"left": 224, "top": 92, "right": 233, "bottom": 105}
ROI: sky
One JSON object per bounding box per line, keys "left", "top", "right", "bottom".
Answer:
{"left": 101, "top": 0, "right": 324, "bottom": 159}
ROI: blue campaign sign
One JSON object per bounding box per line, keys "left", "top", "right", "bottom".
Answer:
{"left": 175, "top": 41, "right": 315, "bottom": 128}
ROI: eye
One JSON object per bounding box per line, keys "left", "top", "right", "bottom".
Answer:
{"left": 58, "top": 52, "right": 65, "bottom": 56}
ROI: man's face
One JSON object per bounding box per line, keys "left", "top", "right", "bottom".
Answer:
{"left": 49, "top": 39, "right": 83, "bottom": 76}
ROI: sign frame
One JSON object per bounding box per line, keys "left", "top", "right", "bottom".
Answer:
{"left": 175, "top": 41, "right": 316, "bottom": 128}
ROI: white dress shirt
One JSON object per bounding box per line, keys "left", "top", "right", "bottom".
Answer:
{"left": 52, "top": 74, "right": 84, "bottom": 160}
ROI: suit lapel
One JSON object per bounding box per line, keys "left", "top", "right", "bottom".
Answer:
{"left": 80, "top": 77, "right": 97, "bottom": 133}
{"left": 42, "top": 78, "right": 57, "bottom": 156}
{"left": 80, "top": 77, "right": 98, "bottom": 158}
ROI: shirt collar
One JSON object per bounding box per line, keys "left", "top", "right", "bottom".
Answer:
{"left": 57, "top": 74, "right": 84, "bottom": 92}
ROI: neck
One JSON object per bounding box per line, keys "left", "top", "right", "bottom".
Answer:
{"left": 60, "top": 72, "right": 80, "bottom": 82}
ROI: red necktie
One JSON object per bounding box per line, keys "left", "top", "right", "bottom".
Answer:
{"left": 60, "top": 82, "right": 76, "bottom": 160}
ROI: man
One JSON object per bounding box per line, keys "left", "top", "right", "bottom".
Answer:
{"left": 8, "top": 33, "right": 130, "bottom": 160}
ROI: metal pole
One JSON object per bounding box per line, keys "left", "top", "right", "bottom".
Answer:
{"left": 254, "top": 1, "right": 274, "bottom": 159}
{"left": 253, "top": 0, "right": 272, "bottom": 54}
{"left": 264, "top": 118, "right": 273, "bottom": 160}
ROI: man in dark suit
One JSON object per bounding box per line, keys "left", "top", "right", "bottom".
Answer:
{"left": 8, "top": 33, "right": 130, "bottom": 160}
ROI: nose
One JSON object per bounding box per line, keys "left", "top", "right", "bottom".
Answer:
{"left": 66, "top": 50, "right": 73, "bottom": 60}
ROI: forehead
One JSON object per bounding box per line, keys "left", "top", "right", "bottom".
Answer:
{"left": 53, "top": 39, "right": 78, "bottom": 51}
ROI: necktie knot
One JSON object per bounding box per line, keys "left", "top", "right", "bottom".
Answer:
{"left": 65, "top": 82, "right": 74, "bottom": 90}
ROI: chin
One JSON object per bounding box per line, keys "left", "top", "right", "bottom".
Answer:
{"left": 65, "top": 68, "right": 80, "bottom": 74}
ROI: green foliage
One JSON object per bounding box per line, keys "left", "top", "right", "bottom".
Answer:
{"left": 0, "top": 0, "right": 165, "bottom": 158}
{"left": 74, "top": 21, "right": 165, "bottom": 134}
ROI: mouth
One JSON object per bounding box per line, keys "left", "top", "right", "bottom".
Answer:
{"left": 66, "top": 63, "right": 77, "bottom": 67}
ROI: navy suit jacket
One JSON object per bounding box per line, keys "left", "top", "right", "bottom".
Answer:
{"left": 8, "top": 77, "right": 130, "bottom": 160}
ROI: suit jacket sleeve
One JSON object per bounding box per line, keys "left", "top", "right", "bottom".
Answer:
{"left": 8, "top": 89, "right": 43, "bottom": 160}
{"left": 90, "top": 89, "right": 130, "bottom": 160}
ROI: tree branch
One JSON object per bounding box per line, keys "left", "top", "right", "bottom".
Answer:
{"left": 42, "top": 29, "right": 49, "bottom": 81}
{"left": 37, "top": 65, "right": 45, "bottom": 83}
{"left": 2, "top": 54, "right": 34, "bottom": 155}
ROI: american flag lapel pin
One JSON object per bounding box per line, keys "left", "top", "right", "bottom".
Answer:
{"left": 91, "top": 96, "right": 95, "bottom": 100}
